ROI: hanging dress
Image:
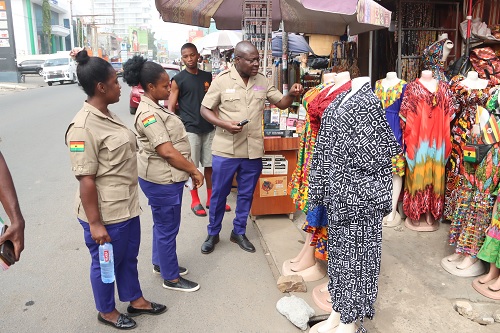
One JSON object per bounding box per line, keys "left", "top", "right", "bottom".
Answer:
{"left": 444, "top": 75, "right": 490, "bottom": 220}
{"left": 309, "top": 82, "right": 401, "bottom": 330}
{"left": 422, "top": 39, "right": 449, "bottom": 82}
{"left": 374, "top": 80, "right": 407, "bottom": 177}
{"left": 400, "top": 79, "right": 458, "bottom": 221}
{"left": 449, "top": 142, "right": 500, "bottom": 257}
{"left": 289, "top": 81, "right": 350, "bottom": 260}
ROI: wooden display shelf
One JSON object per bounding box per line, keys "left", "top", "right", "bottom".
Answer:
{"left": 250, "top": 137, "right": 299, "bottom": 220}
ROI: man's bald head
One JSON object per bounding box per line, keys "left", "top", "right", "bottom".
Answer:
{"left": 234, "top": 41, "right": 258, "bottom": 58}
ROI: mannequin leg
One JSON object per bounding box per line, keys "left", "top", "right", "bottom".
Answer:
{"left": 457, "top": 255, "right": 478, "bottom": 270}
{"left": 425, "top": 211, "right": 436, "bottom": 226}
{"left": 317, "top": 312, "right": 356, "bottom": 333}
{"left": 290, "top": 243, "right": 316, "bottom": 271}
{"left": 446, "top": 253, "right": 464, "bottom": 262}
{"left": 478, "top": 264, "right": 500, "bottom": 284}
{"left": 385, "top": 175, "right": 402, "bottom": 222}
{"left": 290, "top": 233, "right": 312, "bottom": 263}
{"left": 317, "top": 311, "right": 340, "bottom": 332}
{"left": 488, "top": 274, "right": 500, "bottom": 291}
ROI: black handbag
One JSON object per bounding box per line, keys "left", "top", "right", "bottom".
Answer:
{"left": 463, "top": 143, "right": 493, "bottom": 164}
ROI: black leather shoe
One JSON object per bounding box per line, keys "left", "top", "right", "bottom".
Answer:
{"left": 230, "top": 231, "right": 255, "bottom": 253}
{"left": 97, "top": 313, "right": 136, "bottom": 330}
{"left": 201, "top": 234, "right": 219, "bottom": 254}
{"left": 126, "top": 302, "right": 167, "bottom": 317}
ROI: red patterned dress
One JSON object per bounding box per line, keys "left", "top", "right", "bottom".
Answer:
{"left": 400, "top": 79, "right": 458, "bottom": 221}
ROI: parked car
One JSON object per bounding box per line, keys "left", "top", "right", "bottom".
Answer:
{"left": 129, "top": 63, "right": 180, "bottom": 114}
{"left": 111, "top": 62, "right": 123, "bottom": 76}
{"left": 17, "top": 59, "right": 45, "bottom": 76}
{"left": 42, "top": 53, "right": 78, "bottom": 86}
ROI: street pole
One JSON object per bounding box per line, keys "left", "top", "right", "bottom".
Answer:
{"left": 69, "top": 0, "right": 75, "bottom": 48}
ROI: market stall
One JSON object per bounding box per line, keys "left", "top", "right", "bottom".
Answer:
{"left": 155, "top": 0, "right": 391, "bottom": 219}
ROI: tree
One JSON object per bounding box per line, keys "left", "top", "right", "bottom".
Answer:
{"left": 42, "top": 0, "right": 52, "bottom": 53}
{"left": 147, "top": 29, "right": 157, "bottom": 60}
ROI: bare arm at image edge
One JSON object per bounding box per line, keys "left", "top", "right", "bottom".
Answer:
{"left": 168, "top": 79, "right": 180, "bottom": 115}
{"left": 0, "top": 151, "right": 25, "bottom": 261}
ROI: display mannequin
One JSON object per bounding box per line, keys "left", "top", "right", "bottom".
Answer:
{"left": 422, "top": 34, "right": 453, "bottom": 81}
{"left": 443, "top": 73, "right": 494, "bottom": 276}
{"left": 327, "top": 71, "right": 351, "bottom": 96}
{"left": 401, "top": 70, "right": 457, "bottom": 232}
{"left": 300, "top": 53, "right": 309, "bottom": 77}
{"left": 374, "top": 72, "right": 407, "bottom": 227}
{"left": 418, "top": 70, "right": 437, "bottom": 92}
{"left": 461, "top": 71, "right": 489, "bottom": 90}
{"left": 308, "top": 76, "right": 400, "bottom": 333}
{"left": 323, "top": 72, "right": 336, "bottom": 84}
{"left": 283, "top": 72, "right": 352, "bottom": 282}
{"left": 444, "top": 72, "right": 491, "bottom": 220}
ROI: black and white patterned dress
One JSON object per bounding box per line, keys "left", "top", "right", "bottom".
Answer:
{"left": 308, "top": 82, "right": 401, "bottom": 330}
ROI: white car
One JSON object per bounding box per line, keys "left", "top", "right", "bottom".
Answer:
{"left": 43, "top": 55, "right": 78, "bottom": 86}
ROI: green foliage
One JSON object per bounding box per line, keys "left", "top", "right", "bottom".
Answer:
{"left": 148, "top": 29, "right": 157, "bottom": 59}
{"left": 42, "top": 0, "right": 51, "bottom": 53}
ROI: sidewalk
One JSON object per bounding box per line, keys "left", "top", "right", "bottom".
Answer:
{"left": 253, "top": 213, "right": 500, "bottom": 332}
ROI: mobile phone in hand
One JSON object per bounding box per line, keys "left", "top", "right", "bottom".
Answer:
{"left": 237, "top": 119, "right": 249, "bottom": 126}
{"left": 0, "top": 225, "right": 16, "bottom": 266}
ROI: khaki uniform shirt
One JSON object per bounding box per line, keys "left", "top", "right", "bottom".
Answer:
{"left": 134, "top": 96, "right": 191, "bottom": 184}
{"left": 65, "top": 102, "right": 140, "bottom": 225}
{"left": 201, "top": 66, "right": 283, "bottom": 159}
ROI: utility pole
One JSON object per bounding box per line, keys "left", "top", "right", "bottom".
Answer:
{"left": 69, "top": 0, "right": 75, "bottom": 48}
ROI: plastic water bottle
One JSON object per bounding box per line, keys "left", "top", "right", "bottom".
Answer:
{"left": 99, "top": 243, "right": 115, "bottom": 283}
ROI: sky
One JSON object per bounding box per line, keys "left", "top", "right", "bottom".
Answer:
{"left": 72, "top": 0, "right": 202, "bottom": 53}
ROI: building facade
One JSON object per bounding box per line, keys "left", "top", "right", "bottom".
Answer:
{"left": 13, "top": 0, "right": 72, "bottom": 57}
{"left": 92, "top": 0, "right": 152, "bottom": 40}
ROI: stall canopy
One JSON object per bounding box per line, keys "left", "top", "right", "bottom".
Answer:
{"left": 194, "top": 30, "right": 243, "bottom": 53}
{"left": 155, "top": 0, "right": 391, "bottom": 35}
{"left": 272, "top": 32, "right": 313, "bottom": 57}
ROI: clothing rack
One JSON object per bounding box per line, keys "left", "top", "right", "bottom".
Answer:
{"left": 327, "top": 41, "right": 360, "bottom": 78}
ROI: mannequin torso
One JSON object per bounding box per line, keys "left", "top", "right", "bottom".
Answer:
{"left": 323, "top": 72, "right": 336, "bottom": 84}
{"left": 418, "top": 70, "right": 438, "bottom": 93}
{"left": 381, "top": 72, "right": 402, "bottom": 90}
{"left": 341, "top": 76, "right": 370, "bottom": 104}
{"left": 326, "top": 71, "right": 351, "bottom": 96}
{"left": 461, "top": 71, "right": 489, "bottom": 90}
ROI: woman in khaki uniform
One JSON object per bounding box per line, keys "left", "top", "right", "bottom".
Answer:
{"left": 65, "top": 49, "right": 166, "bottom": 330}
{"left": 123, "top": 56, "right": 204, "bottom": 292}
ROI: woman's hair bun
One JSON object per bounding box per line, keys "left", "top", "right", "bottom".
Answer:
{"left": 122, "top": 55, "right": 148, "bottom": 87}
{"left": 74, "top": 49, "right": 90, "bottom": 65}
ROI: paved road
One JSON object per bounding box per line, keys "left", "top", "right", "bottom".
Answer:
{"left": 0, "top": 81, "right": 299, "bottom": 332}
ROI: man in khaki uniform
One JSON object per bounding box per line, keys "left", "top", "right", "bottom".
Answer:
{"left": 200, "top": 41, "right": 303, "bottom": 254}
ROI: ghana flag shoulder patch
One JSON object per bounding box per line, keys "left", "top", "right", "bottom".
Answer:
{"left": 70, "top": 141, "right": 85, "bottom": 152}
{"left": 142, "top": 115, "right": 157, "bottom": 128}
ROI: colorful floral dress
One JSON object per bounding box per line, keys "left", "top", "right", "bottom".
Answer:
{"left": 444, "top": 75, "right": 490, "bottom": 220}
{"left": 400, "top": 79, "right": 458, "bottom": 221}
{"left": 289, "top": 81, "right": 350, "bottom": 260}
{"left": 450, "top": 143, "right": 500, "bottom": 257}
{"left": 374, "top": 79, "right": 407, "bottom": 177}
{"left": 478, "top": 208, "right": 500, "bottom": 268}
{"left": 422, "top": 39, "right": 449, "bottom": 81}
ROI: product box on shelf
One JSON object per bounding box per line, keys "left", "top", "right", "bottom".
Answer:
{"left": 273, "top": 155, "right": 288, "bottom": 175}
{"left": 262, "top": 155, "right": 274, "bottom": 174}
